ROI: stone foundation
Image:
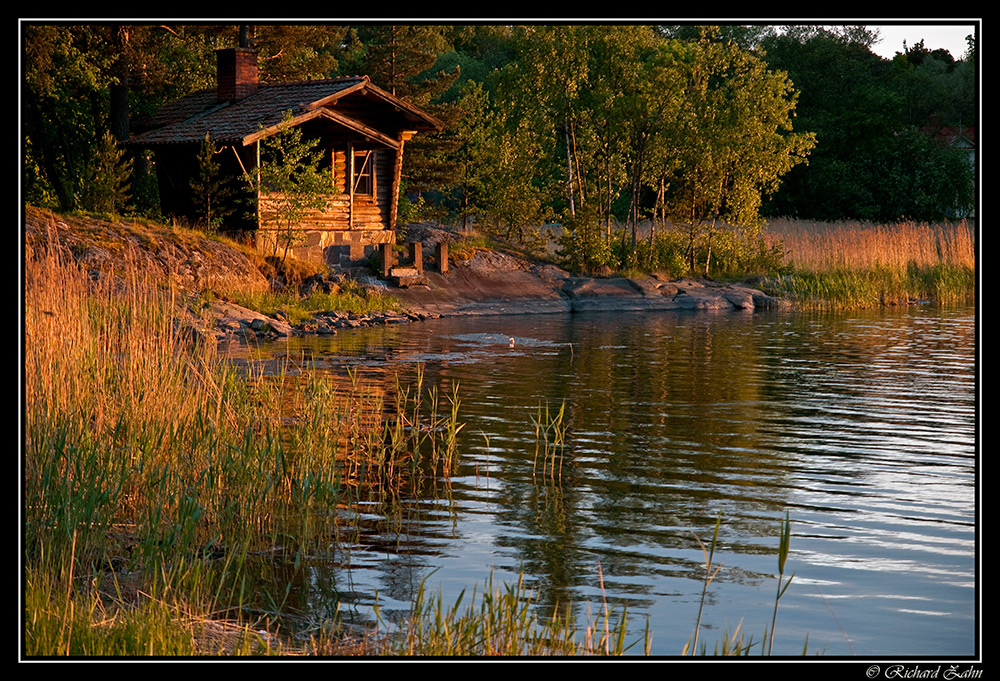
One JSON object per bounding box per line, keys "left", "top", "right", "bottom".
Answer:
{"left": 256, "top": 228, "right": 395, "bottom": 270}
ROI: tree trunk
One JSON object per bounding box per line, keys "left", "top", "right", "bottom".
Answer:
{"left": 109, "top": 26, "right": 130, "bottom": 142}
{"left": 564, "top": 123, "right": 576, "bottom": 217}
{"left": 239, "top": 24, "right": 256, "bottom": 48}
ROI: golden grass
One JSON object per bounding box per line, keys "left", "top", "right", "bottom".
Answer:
{"left": 23, "top": 220, "right": 468, "bottom": 656}
{"left": 763, "top": 218, "right": 976, "bottom": 272}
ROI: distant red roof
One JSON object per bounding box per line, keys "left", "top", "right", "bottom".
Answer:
{"left": 921, "top": 124, "right": 975, "bottom": 148}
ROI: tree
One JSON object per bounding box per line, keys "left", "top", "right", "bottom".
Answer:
{"left": 662, "top": 31, "right": 815, "bottom": 275}
{"left": 475, "top": 104, "right": 554, "bottom": 249}
{"left": 341, "top": 24, "right": 451, "bottom": 100}
{"left": 245, "top": 113, "right": 334, "bottom": 265}
{"left": 77, "top": 130, "right": 133, "bottom": 215}
{"left": 190, "top": 133, "right": 238, "bottom": 231}
{"left": 247, "top": 24, "right": 347, "bottom": 81}
{"left": 24, "top": 25, "right": 113, "bottom": 211}
{"left": 339, "top": 24, "right": 459, "bottom": 217}
{"left": 446, "top": 80, "right": 493, "bottom": 231}
{"left": 759, "top": 28, "right": 974, "bottom": 222}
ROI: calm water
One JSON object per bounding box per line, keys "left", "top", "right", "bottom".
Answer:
{"left": 237, "top": 304, "right": 977, "bottom": 657}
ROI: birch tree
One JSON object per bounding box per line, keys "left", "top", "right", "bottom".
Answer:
{"left": 662, "top": 31, "right": 815, "bottom": 275}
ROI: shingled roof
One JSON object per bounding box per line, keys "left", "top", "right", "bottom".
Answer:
{"left": 129, "top": 74, "right": 443, "bottom": 148}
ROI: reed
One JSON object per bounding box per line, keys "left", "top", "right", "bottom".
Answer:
{"left": 684, "top": 512, "right": 806, "bottom": 656}
{"left": 764, "top": 218, "right": 976, "bottom": 272}
{"left": 388, "top": 570, "right": 647, "bottom": 656}
{"left": 685, "top": 513, "right": 724, "bottom": 655}
{"left": 768, "top": 512, "right": 795, "bottom": 656}
{"left": 759, "top": 218, "right": 976, "bottom": 308}
{"left": 531, "top": 401, "right": 568, "bottom": 481}
{"left": 23, "top": 224, "right": 463, "bottom": 656}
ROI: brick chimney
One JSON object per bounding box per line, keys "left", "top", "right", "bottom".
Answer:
{"left": 216, "top": 47, "right": 258, "bottom": 102}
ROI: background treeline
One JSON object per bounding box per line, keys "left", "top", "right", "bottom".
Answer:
{"left": 23, "top": 23, "right": 976, "bottom": 274}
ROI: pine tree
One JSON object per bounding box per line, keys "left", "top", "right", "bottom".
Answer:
{"left": 78, "top": 130, "right": 133, "bottom": 215}
{"left": 190, "top": 133, "right": 237, "bottom": 232}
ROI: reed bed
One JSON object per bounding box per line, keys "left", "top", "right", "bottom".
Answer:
{"left": 759, "top": 218, "right": 976, "bottom": 308}
{"left": 764, "top": 218, "right": 976, "bottom": 271}
{"left": 23, "top": 225, "right": 463, "bottom": 656}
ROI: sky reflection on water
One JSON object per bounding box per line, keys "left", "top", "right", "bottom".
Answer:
{"left": 239, "top": 304, "right": 976, "bottom": 657}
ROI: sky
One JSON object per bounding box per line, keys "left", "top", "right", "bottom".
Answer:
{"left": 865, "top": 22, "right": 976, "bottom": 60}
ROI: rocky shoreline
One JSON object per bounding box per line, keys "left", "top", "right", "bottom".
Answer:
{"left": 191, "top": 248, "right": 789, "bottom": 344}
{"left": 24, "top": 206, "right": 789, "bottom": 345}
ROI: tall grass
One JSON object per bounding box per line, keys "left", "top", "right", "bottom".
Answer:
{"left": 386, "top": 570, "right": 648, "bottom": 656}
{"left": 23, "top": 224, "right": 459, "bottom": 656}
{"left": 24, "top": 217, "right": 812, "bottom": 656}
{"left": 764, "top": 218, "right": 976, "bottom": 272}
{"left": 760, "top": 218, "right": 976, "bottom": 308}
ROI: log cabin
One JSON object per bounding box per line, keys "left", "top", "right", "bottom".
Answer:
{"left": 128, "top": 47, "right": 444, "bottom": 269}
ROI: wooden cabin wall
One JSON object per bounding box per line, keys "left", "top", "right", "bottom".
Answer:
{"left": 255, "top": 144, "right": 399, "bottom": 268}
{"left": 257, "top": 146, "right": 394, "bottom": 232}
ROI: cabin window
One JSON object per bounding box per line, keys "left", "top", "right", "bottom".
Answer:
{"left": 352, "top": 149, "right": 376, "bottom": 196}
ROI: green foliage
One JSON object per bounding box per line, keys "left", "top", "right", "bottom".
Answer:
{"left": 451, "top": 25, "right": 814, "bottom": 275}
{"left": 77, "top": 130, "right": 133, "bottom": 215}
{"left": 658, "top": 31, "right": 815, "bottom": 275}
{"left": 23, "top": 22, "right": 977, "bottom": 268}
{"left": 556, "top": 207, "right": 613, "bottom": 274}
{"left": 246, "top": 113, "right": 334, "bottom": 264}
{"left": 759, "top": 29, "right": 975, "bottom": 222}
{"left": 190, "top": 134, "right": 238, "bottom": 232}
{"left": 24, "top": 25, "right": 115, "bottom": 211}
{"left": 560, "top": 222, "right": 789, "bottom": 280}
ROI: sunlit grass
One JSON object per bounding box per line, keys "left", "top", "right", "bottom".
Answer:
{"left": 23, "top": 223, "right": 459, "bottom": 656}
{"left": 764, "top": 218, "right": 976, "bottom": 271}
{"left": 228, "top": 279, "right": 401, "bottom": 325}
{"left": 759, "top": 218, "right": 976, "bottom": 308}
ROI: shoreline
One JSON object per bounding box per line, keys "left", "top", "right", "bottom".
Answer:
{"left": 385, "top": 249, "right": 789, "bottom": 319}
{"left": 197, "top": 249, "right": 791, "bottom": 343}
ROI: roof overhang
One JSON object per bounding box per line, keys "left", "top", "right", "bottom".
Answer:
{"left": 240, "top": 107, "right": 404, "bottom": 150}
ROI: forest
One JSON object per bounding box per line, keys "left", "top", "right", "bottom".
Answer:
{"left": 23, "top": 23, "right": 976, "bottom": 275}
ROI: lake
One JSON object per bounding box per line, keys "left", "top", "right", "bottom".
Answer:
{"left": 232, "top": 303, "right": 977, "bottom": 657}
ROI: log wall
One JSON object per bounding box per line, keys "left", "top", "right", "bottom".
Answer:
{"left": 256, "top": 148, "right": 398, "bottom": 269}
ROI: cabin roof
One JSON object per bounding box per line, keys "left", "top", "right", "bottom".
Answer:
{"left": 129, "top": 75, "right": 443, "bottom": 148}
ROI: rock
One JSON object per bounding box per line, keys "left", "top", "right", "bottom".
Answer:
{"left": 24, "top": 206, "right": 271, "bottom": 294}
{"left": 382, "top": 249, "right": 788, "bottom": 318}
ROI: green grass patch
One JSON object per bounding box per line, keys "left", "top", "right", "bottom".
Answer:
{"left": 228, "top": 279, "right": 401, "bottom": 325}
{"left": 759, "top": 263, "right": 975, "bottom": 309}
